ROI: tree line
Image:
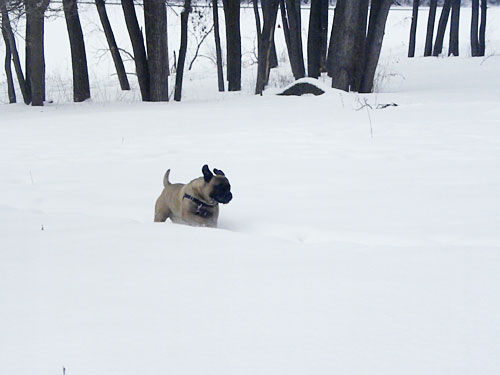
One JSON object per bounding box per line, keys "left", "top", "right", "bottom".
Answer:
{"left": 2, "top": 1, "right": 485, "bottom": 106}
{"left": 408, "top": 0, "right": 487, "bottom": 58}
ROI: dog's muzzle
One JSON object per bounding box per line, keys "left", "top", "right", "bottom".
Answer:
{"left": 215, "top": 191, "right": 232, "bottom": 204}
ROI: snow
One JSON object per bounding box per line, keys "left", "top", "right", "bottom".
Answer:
{"left": 1, "top": 6, "right": 500, "bottom": 375}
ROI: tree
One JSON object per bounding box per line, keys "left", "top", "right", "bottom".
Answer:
{"left": 63, "top": 0, "right": 91, "bottom": 102}
{"left": 26, "top": 0, "right": 50, "bottom": 106}
{"left": 281, "top": 0, "right": 304, "bottom": 79}
{"left": 448, "top": 0, "right": 460, "bottom": 56}
{"left": 479, "top": 0, "right": 487, "bottom": 55}
{"left": 359, "top": 0, "right": 393, "bottom": 93}
{"left": 121, "top": 0, "right": 150, "bottom": 101}
{"left": 144, "top": 0, "right": 169, "bottom": 101}
{"left": 1, "top": 16, "right": 15, "bottom": 103}
{"left": 96, "top": 0, "right": 129, "bottom": 90}
{"left": 213, "top": 0, "right": 224, "bottom": 91}
{"left": 279, "top": 0, "right": 291, "bottom": 61}
{"left": 261, "top": 0, "right": 278, "bottom": 68}
{"left": 352, "top": 0, "right": 369, "bottom": 92}
{"left": 174, "top": 0, "right": 191, "bottom": 101}
{"left": 1, "top": 1, "right": 30, "bottom": 103}
{"left": 255, "top": 0, "right": 279, "bottom": 94}
{"left": 307, "top": 0, "right": 322, "bottom": 77}
{"left": 471, "top": 0, "right": 480, "bottom": 56}
{"left": 319, "top": 0, "right": 328, "bottom": 72}
{"left": 433, "top": 0, "right": 451, "bottom": 56}
{"left": 408, "top": 0, "right": 419, "bottom": 57}
{"left": 424, "top": 0, "right": 437, "bottom": 56}
{"left": 327, "top": 0, "right": 362, "bottom": 91}
{"left": 222, "top": 0, "right": 241, "bottom": 91}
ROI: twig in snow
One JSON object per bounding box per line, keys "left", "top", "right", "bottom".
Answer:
{"left": 366, "top": 108, "right": 373, "bottom": 139}
{"left": 354, "top": 96, "right": 373, "bottom": 111}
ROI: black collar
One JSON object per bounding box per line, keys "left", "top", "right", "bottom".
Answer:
{"left": 183, "top": 194, "right": 218, "bottom": 208}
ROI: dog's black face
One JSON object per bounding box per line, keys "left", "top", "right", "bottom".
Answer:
{"left": 202, "top": 165, "right": 233, "bottom": 204}
{"left": 210, "top": 178, "right": 233, "bottom": 204}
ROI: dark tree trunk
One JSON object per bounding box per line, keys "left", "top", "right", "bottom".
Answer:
{"left": 96, "top": 0, "right": 130, "bottom": 90}
{"left": 307, "top": 0, "right": 321, "bottom": 78}
{"left": 255, "top": 0, "right": 279, "bottom": 94}
{"left": 174, "top": 0, "right": 191, "bottom": 101}
{"left": 262, "top": 0, "right": 278, "bottom": 68}
{"left": 63, "top": 0, "right": 91, "bottom": 102}
{"left": 121, "top": 0, "right": 150, "bottom": 101}
{"left": 479, "top": 0, "right": 486, "bottom": 56}
{"left": 222, "top": 0, "right": 241, "bottom": 91}
{"left": 212, "top": 0, "right": 224, "bottom": 91}
{"left": 319, "top": 0, "right": 328, "bottom": 72}
{"left": 26, "top": 0, "right": 49, "bottom": 106}
{"left": 1, "top": 4, "right": 30, "bottom": 103}
{"left": 424, "top": 0, "right": 437, "bottom": 56}
{"left": 359, "top": 0, "right": 392, "bottom": 93}
{"left": 25, "top": 1, "right": 32, "bottom": 102}
{"left": 329, "top": 0, "right": 361, "bottom": 91}
{"left": 284, "top": 0, "right": 305, "bottom": 79}
{"left": 408, "top": 0, "right": 419, "bottom": 57}
{"left": 432, "top": 0, "right": 451, "bottom": 56}
{"left": 326, "top": 0, "right": 345, "bottom": 77}
{"left": 448, "top": 0, "right": 460, "bottom": 56}
{"left": 279, "top": 0, "right": 292, "bottom": 61}
{"left": 1, "top": 20, "right": 15, "bottom": 103}
{"left": 144, "top": 0, "right": 169, "bottom": 101}
{"left": 352, "top": 0, "right": 369, "bottom": 91}
{"left": 471, "top": 0, "right": 480, "bottom": 56}
{"left": 253, "top": 0, "right": 262, "bottom": 50}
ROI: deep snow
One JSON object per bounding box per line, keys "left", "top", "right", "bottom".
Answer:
{"left": 1, "top": 6, "right": 500, "bottom": 375}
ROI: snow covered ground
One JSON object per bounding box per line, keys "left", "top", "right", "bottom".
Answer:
{"left": 1, "top": 6, "right": 500, "bottom": 375}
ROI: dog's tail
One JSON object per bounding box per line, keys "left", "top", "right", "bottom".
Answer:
{"left": 163, "top": 169, "right": 171, "bottom": 187}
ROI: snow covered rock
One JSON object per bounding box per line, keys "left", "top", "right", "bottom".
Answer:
{"left": 278, "top": 78, "right": 326, "bottom": 96}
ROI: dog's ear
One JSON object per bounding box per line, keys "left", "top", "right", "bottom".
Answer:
{"left": 213, "top": 168, "right": 225, "bottom": 176}
{"left": 202, "top": 164, "right": 213, "bottom": 183}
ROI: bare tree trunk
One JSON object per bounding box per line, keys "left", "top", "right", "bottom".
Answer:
{"left": 319, "top": 0, "right": 328, "bottom": 72}
{"left": 253, "top": 0, "right": 262, "bottom": 50}
{"left": 1, "top": 3, "right": 30, "bottom": 103}
{"left": 408, "top": 0, "right": 419, "bottom": 57}
{"left": 359, "top": 0, "right": 392, "bottom": 93}
{"left": 284, "top": 0, "right": 305, "bottom": 79}
{"left": 223, "top": 0, "right": 241, "bottom": 91}
{"left": 307, "top": 0, "right": 321, "bottom": 78}
{"left": 25, "top": 1, "right": 32, "bottom": 102}
{"left": 448, "top": 0, "right": 460, "bottom": 56}
{"left": 471, "top": 0, "right": 480, "bottom": 56}
{"left": 96, "top": 0, "right": 130, "bottom": 90}
{"left": 432, "top": 0, "right": 451, "bottom": 56}
{"left": 26, "top": 0, "right": 49, "bottom": 106}
{"left": 2, "top": 19, "right": 15, "bottom": 103}
{"left": 279, "top": 0, "right": 291, "bottom": 61}
{"left": 212, "top": 0, "right": 224, "bottom": 91}
{"left": 424, "top": 0, "right": 437, "bottom": 56}
{"left": 352, "top": 0, "right": 369, "bottom": 92}
{"left": 255, "top": 0, "right": 279, "bottom": 94}
{"left": 262, "top": 0, "right": 278, "bottom": 68}
{"left": 144, "top": 0, "right": 168, "bottom": 101}
{"left": 174, "top": 0, "right": 191, "bottom": 101}
{"left": 121, "top": 0, "right": 150, "bottom": 101}
{"left": 479, "top": 0, "right": 486, "bottom": 56}
{"left": 63, "top": 0, "right": 91, "bottom": 102}
{"left": 329, "top": 0, "right": 361, "bottom": 91}
{"left": 326, "top": 0, "right": 345, "bottom": 77}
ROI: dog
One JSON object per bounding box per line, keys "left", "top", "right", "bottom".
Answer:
{"left": 154, "top": 165, "right": 232, "bottom": 227}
